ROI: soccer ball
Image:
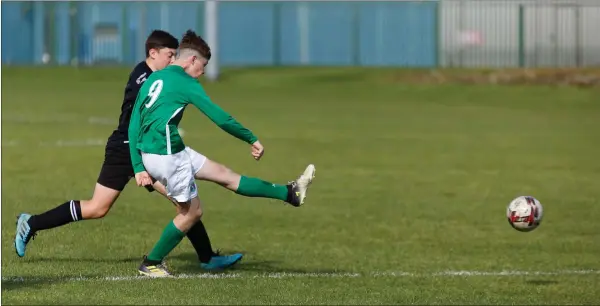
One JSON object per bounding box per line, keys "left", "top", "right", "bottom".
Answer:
{"left": 506, "top": 196, "right": 543, "bottom": 232}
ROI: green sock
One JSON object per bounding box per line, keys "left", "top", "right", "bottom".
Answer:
{"left": 236, "top": 176, "right": 289, "bottom": 201}
{"left": 147, "top": 221, "right": 186, "bottom": 262}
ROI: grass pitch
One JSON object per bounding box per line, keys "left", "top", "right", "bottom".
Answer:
{"left": 2, "top": 67, "right": 599, "bottom": 305}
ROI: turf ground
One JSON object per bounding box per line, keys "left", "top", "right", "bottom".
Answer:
{"left": 1, "top": 67, "right": 599, "bottom": 305}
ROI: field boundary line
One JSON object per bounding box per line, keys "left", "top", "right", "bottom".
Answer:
{"left": 2, "top": 139, "right": 107, "bottom": 147}
{"left": 2, "top": 269, "right": 598, "bottom": 283}
{"left": 2, "top": 115, "right": 116, "bottom": 126}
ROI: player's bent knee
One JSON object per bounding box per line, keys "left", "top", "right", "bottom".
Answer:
{"left": 176, "top": 203, "right": 203, "bottom": 223}
{"left": 196, "top": 204, "right": 204, "bottom": 218}
{"left": 81, "top": 183, "right": 121, "bottom": 219}
{"left": 223, "top": 168, "right": 241, "bottom": 191}
{"left": 190, "top": 207, "right": 203, "bottom": 221}
{"left": 189, "top": 197, "right": 204, "bottom": 220}
{"left": 219, "top": 170, "right": 240, "bottom": 190}
{"left": 196, "top": 159, "right": 241, "bottom": 190}
{"left": 80, "top": 199, "right": 113, "bottom": 219}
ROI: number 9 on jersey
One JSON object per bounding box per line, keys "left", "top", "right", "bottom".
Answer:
{"left": 145, "top": 80, "right": 163, "bottom": 108}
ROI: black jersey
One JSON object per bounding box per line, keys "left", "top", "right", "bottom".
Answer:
{"left": 98, "top": 61, "right": 158, "bottom": 192}
{"left": 108, "top": 61, "right": 153, "bottom": 144}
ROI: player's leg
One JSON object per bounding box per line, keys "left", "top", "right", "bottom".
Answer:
{"left": 152, "top": 180, "right": 219, "bottom": 264}
{"left": 15, "top": 151, "right": 130, "bottom": 257}
{"left": 138, "top": 196, "right": 203, "bottom": 277}
{"left": 151, "top": 154, "right": 243, "bottom": 270}
{"left": 188, "top": 147, "right": 315, "bottom": 206}
{"left": 138, "top": 151, "right": 202, "bottom": 277}
{"left": 15, "top": 184, "right": 121, "bottom": 257}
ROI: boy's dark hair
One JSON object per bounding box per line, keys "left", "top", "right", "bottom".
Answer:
{"left": 178, "top": 30, "right": 211, "bottom": 60}
{"left": 145, "top": 30, "right": 179, "bottom": 57}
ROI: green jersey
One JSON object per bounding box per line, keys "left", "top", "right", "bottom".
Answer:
{"left": 128, "top": 65, "right": 257, "bottom": 174}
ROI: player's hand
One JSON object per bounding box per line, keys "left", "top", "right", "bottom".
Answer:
{"left": 135, "top": 171, "right": 153, "bottom": 187}
{"left": 251, "top": 140, "right": 264, "bottom": 161}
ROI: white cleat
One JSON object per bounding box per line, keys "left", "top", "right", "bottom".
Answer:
{"left": 288, "top": 164, "right": 316, "bottom": 207}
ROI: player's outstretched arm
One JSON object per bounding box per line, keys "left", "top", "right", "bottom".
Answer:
{"left": 190, "top": 83, "right": 258, "bottom": 146}
{"left": 128, "top": 97, "right": 147, "bottom": 175}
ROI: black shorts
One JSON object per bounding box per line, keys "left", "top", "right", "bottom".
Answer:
{"left": 96, "top": 140, "right": 155, "bottom": 192}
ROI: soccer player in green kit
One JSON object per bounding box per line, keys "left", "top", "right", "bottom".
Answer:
{"left": 129, "top": 30, "right": 316, "bottom": 277}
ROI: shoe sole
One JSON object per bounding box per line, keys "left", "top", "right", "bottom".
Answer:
{"left": 14, "top": 214, "right": 26, "bottom": 258}
{"left": 138, "top": 270, "right": 172, "bottom": 278}
{"left": 201, "top": 255, "right": 244, "bottom": 271}
{"left": 299, "top": 165, "right": 316, "bottom": 205}
{"left": 228, "top": 255, "right": 244, "bottom": 268}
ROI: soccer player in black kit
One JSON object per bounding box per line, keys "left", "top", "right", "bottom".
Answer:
{"left": 15, "top": 30, "right": 243, "bottom": 271}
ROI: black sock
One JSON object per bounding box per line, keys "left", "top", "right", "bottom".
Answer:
{"left": 27, "top": 200, "right": 83, "bottom": 233}
{"left": 286, "top": 184, "right": 294, "bottom": 203}
{"left": 143, "top": 257, "right": 163, "bottom": 266}
{"left": 186, "top": 221, "right": 215, "bottom": 263}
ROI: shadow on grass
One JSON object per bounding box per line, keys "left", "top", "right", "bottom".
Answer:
{"left": 3, "top": 256, "right": 141, "bottom": 292}
{"left": 170, "top": 251, "right": 350, "bottom": 275}
{"left": 18, "top": 256, "right": 141, "bottom": 264}
{"left": 3, "top": 251, "right": 349, "bottom": 292}
{"left": 2, "top": 278, "right": 56, "bottom": 291}
{"left": 1, "top": 274, "right": 103, "bottom": 292}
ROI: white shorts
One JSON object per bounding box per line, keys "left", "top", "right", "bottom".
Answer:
{"left": 141, "top": 147, "right": 207, "bottom": 203}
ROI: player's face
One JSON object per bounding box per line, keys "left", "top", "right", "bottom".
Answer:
{"left": 151, "top": 48, "right": 176, "bottom": 70}
{"left": 189, "top": 57, "right": 209, "bottom": 78}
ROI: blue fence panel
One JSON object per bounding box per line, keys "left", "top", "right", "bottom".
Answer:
{"left": 32, "top": 2, "right": 45, "bottom": 64}
{"left": 78, "top": 2, "right": 124, "bottom": 64}
{"left": 1, "top": 2, "right": 34, "bottom": 64}
{"left": 309, "top": 2, "right": 356, "bottom": 65}
{"left": 279, "top": 2, "right": 301, "bottom": 65}
{"left": 218, "top": 1, "right": 276, "bottom": 65}
{"left": 359, "top": 2, "right": 438, "bottom": 67}
{"left": 142, "top": 1, "right": 202, "bottom": 46}
{"left": 54, "top": 2, "right": 71, "bottom": 65}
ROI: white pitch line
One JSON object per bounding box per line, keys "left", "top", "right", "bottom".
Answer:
{"left": 2, "top": 140, "right": 19, "bottom": 147}
{"left": 40, "top": 139, "right": 107, "bottom": 147}
{"left": 2, "top": 115, "right": 116, "bottom": 126}
{"left": 2, "top": 114, "right": 115, "bottom": 148}
{"left": 433, "top": 270, "right": 600, "bottom": 276}
{"left": 2, "top": 270, "right": 598, "bottom": 283}
{"left": 87, "top": 117, "right": 116, "bottom": 125}
{"left": 2, "top": 139, "right": 107, "bottom": 148}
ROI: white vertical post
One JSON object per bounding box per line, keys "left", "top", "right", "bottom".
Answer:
{"left": 205, "top": 0, "right": 219, "bottom": 81}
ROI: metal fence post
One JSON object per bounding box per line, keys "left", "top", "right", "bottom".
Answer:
{"left": 518, "top": 4, "right": 525, "bottom": 68}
